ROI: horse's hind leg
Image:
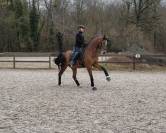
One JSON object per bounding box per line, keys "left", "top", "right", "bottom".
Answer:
{"left": 94, "top": 63, "right": 111, "bottom": 81}
{"left": 72, "top": 67, "right": 80, "bottom": 86}
{"left": 58, "top": 65, "right": 67, "bottom": 86}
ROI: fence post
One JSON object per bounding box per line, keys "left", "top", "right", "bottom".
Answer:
{"left": 133, "top": 55, "right": 136, "bottom": 70}
{"left": 13, "top": 55, "right": 16, "bottom": 69}
{"left": 49, "top": 55, "right": 51, "bottom": 69}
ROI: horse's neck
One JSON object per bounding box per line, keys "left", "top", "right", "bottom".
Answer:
{"left": 85, "top": 38, "right": 101, "bottom": 56}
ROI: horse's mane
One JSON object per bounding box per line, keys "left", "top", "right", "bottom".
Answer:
{"left": 87, "top": 35, "right": 103, "bottom": 45}
{"left": 90, "top": 35, "right": 102, "bottom": 41}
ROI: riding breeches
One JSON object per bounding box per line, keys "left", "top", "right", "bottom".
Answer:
{"left": 71, "top": 47, "right": 83, "bottom": 65}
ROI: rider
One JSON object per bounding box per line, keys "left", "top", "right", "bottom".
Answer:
{"left": 71, "top": 25, "right": 86, "bottom": 66}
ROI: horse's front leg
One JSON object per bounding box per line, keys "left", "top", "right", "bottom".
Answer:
{"left": 94, "top": 63, "right": 111, "bottom": 81}
{"left": 72, "top": 67, "right": 80, "bottom": 86}
{"left": 87, "top": 67, "right": 97, "bottom": 90}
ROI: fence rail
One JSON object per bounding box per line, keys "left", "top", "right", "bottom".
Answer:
{"left": 0, "top": 52, "right": 166, "bottom": 70}
{"left": 0, "top": 53, "right": 52, "bottom": 69}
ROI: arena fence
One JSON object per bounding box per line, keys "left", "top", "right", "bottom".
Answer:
{"left": 0, "top": 52, "right": 166, "bottom": 70}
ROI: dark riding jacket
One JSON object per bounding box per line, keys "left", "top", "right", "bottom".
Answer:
{"left": 75, "top": 31, "right": 85, "bottom": 48}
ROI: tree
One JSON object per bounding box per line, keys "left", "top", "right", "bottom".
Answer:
{"left": 29, "top": 0, "right": 40, "bottom": 51}
{"left": 123, "top": 0, "right": 161, "bottom": 31}
{"left": 0, "top": 0, "right": 165, "bottom": 53}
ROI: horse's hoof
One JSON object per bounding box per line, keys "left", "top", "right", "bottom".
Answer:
{"left": 92, "top": 87, "right": 97, "bottom": 91}
{"left": 106, "top": 76, "right": 111, "bottom": 82}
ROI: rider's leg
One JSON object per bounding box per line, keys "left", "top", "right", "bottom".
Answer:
{"left": 71, "top": 47, "right": 76, "bottom": 65}
{"left": 71, "top": 47, "right": 81, "bottom": 65}
{"left": 72, "top": 52, "right": 79, "bottom": 65}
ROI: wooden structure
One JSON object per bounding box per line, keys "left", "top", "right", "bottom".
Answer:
{"left": 0, "top": 52, "right": 166, "bottom": 70}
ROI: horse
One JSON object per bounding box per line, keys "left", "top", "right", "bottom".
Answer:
{"left": 54, "top": 35, "right": 111, "bottom": 90}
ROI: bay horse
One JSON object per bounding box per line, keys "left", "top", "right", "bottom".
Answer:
{"left": 54, "top": 35, "right": 111, "bottom": 90}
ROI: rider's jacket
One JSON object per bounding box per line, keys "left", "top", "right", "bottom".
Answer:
{"left": 75, "top": 31, "right": 85, "bottom": 48}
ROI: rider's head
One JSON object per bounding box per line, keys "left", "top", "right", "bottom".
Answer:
{"left": 78, "top": 25, "right": 85, "bottom": 33}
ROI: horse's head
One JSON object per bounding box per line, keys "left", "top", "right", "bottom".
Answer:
{"left": 96, "top": 35, "right": 109, "bottom": 52}
{"left": 88, "top": 35, "right": 110, "bottom": 54}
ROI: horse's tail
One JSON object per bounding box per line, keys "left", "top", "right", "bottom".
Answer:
{"left": 56, "top": 32, "right": 63, "bottom": 53}
{"left": 54, "top": 32, "right": 65, "bottom": 70}
{"left": 54, "top": 53, "right": 65, "bottom": 70}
